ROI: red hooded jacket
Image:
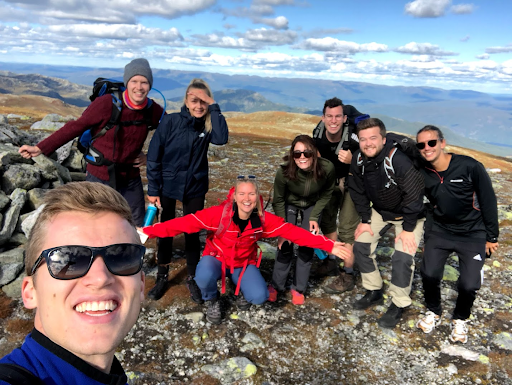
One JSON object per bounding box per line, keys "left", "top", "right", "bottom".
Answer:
{"left": 143, "top": 187, "right": 336, "bottom": 294}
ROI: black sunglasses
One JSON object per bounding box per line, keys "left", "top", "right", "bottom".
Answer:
{"left": 416, "top": 139, "right": 438, "bottom": 150}
{"left": 237, "top": 175, "right": 257, "bottom": 180}
{"left": 30, "top": 243, "right": 146, "bottom": 280}
{"left": 293, "top": 150, "right": 314, "bottom": 159}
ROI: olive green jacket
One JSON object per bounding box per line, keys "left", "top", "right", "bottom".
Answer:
{"left": 272, "top": 157, "right": 336, "bottom": 222}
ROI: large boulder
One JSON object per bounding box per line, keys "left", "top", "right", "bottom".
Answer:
{"left": 1, "top": 164, "right": 41, "bottom": 194}
{"left": 30, "top": 113, "right": 73, "bottom": 132}
{"left": 0, "top": 189, "right": 27, "bottom": 246}
{"left": 0, "top": 248, "right": 25, "bottom": 287}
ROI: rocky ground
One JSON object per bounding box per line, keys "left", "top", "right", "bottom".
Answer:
{"left": 1, "top": 124, "right": 512, "bottom": 384}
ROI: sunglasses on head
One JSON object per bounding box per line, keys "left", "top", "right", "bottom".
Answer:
{"left": 293, "top": 150, "right": 314, "bottom": 159}
{"left": 415, "top": 139, "right": 438, "bottom": 150}
{"left": 237, "top": 175, "right": 257, "bottom": 180}
{"left": 30, "top": 243, "right": 146, "bottom": 280}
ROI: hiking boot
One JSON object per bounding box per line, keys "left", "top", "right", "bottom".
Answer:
{"left": 314, "top": 258, "right": 340, "bottom": 278}
{"left": 267, "top": 285, "right": 278, "bottom": 302}
{"left": 416, "top": 311, "right": 442, "bottom": 334}
{"left": 186, "top": 276, "right": 204, "bottom": 304}
{"left": 323, "top": 271, "right": 355, "bottom": 294}
{"left": 206, "top": 299, "right": 222, "bottom": 324}
{"left": 147, "top": 274, "right": 168, "bottom": 300}
{"left": 291, "top": 289, "right": 305, "bottom": 305}
{"left": 236, "top": 293, "right": 252, "bottom": 311}
{"left": 377, "top": 303, "right": 405, "bottom": 328}
{"left": 450, "top": 319, "right": 468, "bottom": 344}
{"left": 353, "top": 289, "right": 384, "bottom": 310}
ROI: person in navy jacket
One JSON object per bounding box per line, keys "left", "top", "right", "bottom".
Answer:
{"left": 0, "top": 182, "right": 145, "bottom": 385}
{"left": 145, "top": 78, "right": 229, "bottom": 303}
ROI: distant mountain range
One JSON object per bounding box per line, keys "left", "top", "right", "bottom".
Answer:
{"left": 0, "top": 62, "right": 511, "bottom": 157}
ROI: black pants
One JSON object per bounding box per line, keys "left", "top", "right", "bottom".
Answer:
{"left": 421, "top": 232, "right": 486, "bottom": 320}
{"left": 271, "top": 204, "right": 317, "bottom": 293}
{"left": 157, "top": 195, "right": 205, "bottom": 276}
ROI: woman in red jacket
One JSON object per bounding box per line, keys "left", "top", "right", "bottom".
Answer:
{"left": 141, "top": 176, "right": 350, "bottom": 324}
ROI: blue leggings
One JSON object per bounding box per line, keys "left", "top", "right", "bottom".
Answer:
{"left": 194, "top": 255, "right": 269, "bottom": 304}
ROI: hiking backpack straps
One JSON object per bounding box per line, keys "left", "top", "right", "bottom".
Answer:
{"left": 78, "top": 78, "right": 157, "bottom": 189}
{"left": 0, "top": 363, "right": 44, "bottom": 385}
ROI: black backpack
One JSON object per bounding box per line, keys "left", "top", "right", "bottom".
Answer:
{"left": 313, "top": 104, "right": 370, "bottom": 154}
{"left": 0, "top": 363, "right": 44, "bottom": 385}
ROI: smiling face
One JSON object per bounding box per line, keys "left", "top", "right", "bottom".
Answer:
{"left": 185, "top": 87, "right": 209, "bottom": 118}
{"left": 417, "top": 130, "right": 445, "bottom": 164}
{"left": 234, "top": 182, "right": 258, "bottom": 220}
{"left": 22, "top": 211, "right": 144, "bottom": 371}
{"left": 322, "top": 105, "right": 347, "bottom": 137}
{"left": 293, "top": 141, "right": 314, "bottom": 171}
{"left": 358, "top": 126, "right": 386, "bottom": 158}
{"left": 126, "top": 75, "right": 150, "bottom": 105}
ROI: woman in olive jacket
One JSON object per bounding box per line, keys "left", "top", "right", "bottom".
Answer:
{"left": 269, "top": 134, "right": 336, "bottom": 305}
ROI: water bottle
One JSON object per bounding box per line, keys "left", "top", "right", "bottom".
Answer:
{"left": 314, "top": 248, "right": 328, "bottom": 260}
{"left": 311, "top": 230, "right": 328, "bottom": 259}
{"left": 143, "top": 203, "right": 158, "bottom": 227}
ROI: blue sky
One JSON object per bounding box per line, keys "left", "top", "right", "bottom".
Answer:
{"left": 1, "top": 0, "right": 511, "bottom": 93}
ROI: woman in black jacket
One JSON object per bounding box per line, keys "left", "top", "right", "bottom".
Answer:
{"left": 146, "top": 78, "right": 229, "bottom": 302}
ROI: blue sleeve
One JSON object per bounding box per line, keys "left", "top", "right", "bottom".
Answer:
{"left": 208, "top": 104, "right": 229, "bottom": 145}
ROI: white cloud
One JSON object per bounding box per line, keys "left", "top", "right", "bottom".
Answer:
{"left": 395, "top": 42, "right": 458, "bottom": 56}
{"left": 450, "top": 3, "right": 474, "bottom": 14}
{"left": 191, "top": 29, "right": 297, "bottom": 50}
{"left": 303, "top": 28, "right": 353, "bottom": 38}
{"left": 476, "top": 53, "right": 490, "bottom": 60}
{"left": 405, "top": 0, "right": 451, "bottom": 18}
{"left": 460, "top": 35, "right": 470, "bottom": 42}
{"left": 256, "top": 16, "right": 289, "bottom": 29}
{"left": 2, "top": 0, "right": 216, "bottom": 23}
{"left": 299, "top": 37, "right": 388, "bottom": 54}
{"left": 486, "top": 45, "right": 512, "bottom": 54}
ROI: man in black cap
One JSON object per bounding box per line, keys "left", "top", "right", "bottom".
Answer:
{"left": 19, "top": 58, "right": 165, "bottom": 226}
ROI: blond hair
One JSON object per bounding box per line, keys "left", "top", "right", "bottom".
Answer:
{"left": 234, "top": 179, "right": 263, "bottom": 216}
{"left": 25, "top": 182, "right": 135, "bottom": 276}
{"left": 183, "top": 78, "right": 214, "bottom": 133}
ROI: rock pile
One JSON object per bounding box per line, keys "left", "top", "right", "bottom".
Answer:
{"left": 0, "top": 114, "right": 85, "bottom": 294}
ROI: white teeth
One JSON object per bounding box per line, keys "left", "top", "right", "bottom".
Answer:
{"left": 75, "top": 300, "right": 117, "bottom": 313}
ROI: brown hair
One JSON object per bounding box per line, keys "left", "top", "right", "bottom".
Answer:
{"left": 417, "top": 125, "right": 445, "bottom": 141}
{"left": 281, "top": 135, "right": 325, "bottom": 181}
{"left": 234, "top": 179, "right": 263, "bottom": 216}
{"left": 323, "top": 97, "right": 343, "bottom": 115}
{"left": 25, "top": 182, "right": 136, "bottom": 276}
{"left": 356, "top": 117, "right": 386, "bottom": 138}
{"left": 183, "top": 78, "right": 214, "bottom": 133}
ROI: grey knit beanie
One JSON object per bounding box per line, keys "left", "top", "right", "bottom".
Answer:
{"left": 123, "top": 58, "right": 153, "bottom": 89}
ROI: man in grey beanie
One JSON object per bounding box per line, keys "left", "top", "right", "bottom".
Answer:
{"left": 124, "top": 58, "right": 153, "bottom": 90}
{"left": 19, "top": 58, "right": 164, "bottom": 226}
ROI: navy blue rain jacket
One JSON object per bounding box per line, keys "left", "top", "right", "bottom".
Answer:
{"left": 146, "top": 104, "right": 228, "bottom": 201}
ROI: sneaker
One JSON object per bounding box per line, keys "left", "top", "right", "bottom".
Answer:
{"left": 377, "top": 303, "right": 405, "bottom": 328}
{"left": 416, "top": 311, "right": 442, "bottom": 334}
{"left": 450, "top": 319, "right": 468, "bottom": 344}
{"left": 206, "top": 299, "right": 222, "bottom": 324}
{"left": 291, "top": 289, "right": 305, "bottom": 305}
{"left": 236, "top": 293, "right": 252, "bottom": 311}
{"left": 353, "top": 289, "right": 384, "bottom": 310}
{"left": 314, "top": 258, "right": 340, "bottom": 278}
{"left": 147, "top": 274, "right": 168, "bottom": 300}
{"left": 323, "top": 271, "right": 355, "bottom": 294}
{"left": 186, "top": 275, "right": 204, "bottom": 304}
{"left": 267, "top": 285, "right": 278, "bottom": 302}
